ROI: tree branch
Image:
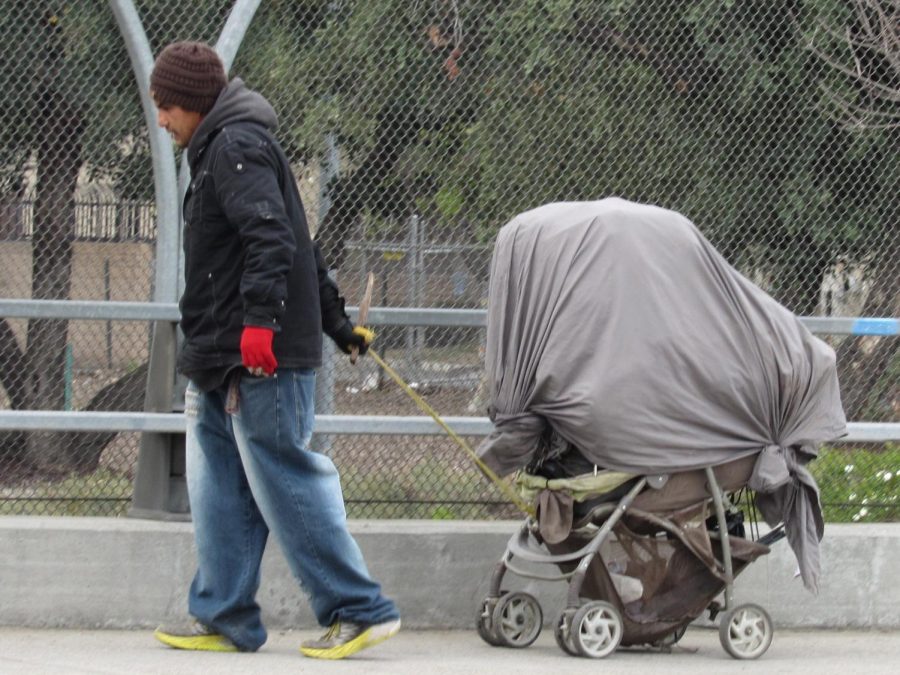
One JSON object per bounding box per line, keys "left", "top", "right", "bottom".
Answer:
{"left": 808, "top": 1, "right": 900, "bottom": 130}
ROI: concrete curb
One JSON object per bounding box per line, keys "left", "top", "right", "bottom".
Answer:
{"left": 1, "top": 517, "right": 898, "bottom": 629}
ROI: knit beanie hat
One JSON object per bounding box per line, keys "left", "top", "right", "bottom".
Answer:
{"left": 150, "top": 41, "right": 226, "bottom": 114}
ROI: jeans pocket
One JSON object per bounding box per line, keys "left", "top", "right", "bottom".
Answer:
{"left": 291, "top": 369, "right": 317, "bottom": 450}
{"left": 237, "top": 373, "right": 279, "bottom": 425}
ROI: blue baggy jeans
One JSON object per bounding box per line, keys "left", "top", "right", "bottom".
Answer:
{"left": 184, "top": 368, "right": 399, "bottom": 651}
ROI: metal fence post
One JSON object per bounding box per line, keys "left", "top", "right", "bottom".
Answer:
{"left": 406, "top": 214, "right": 425, "bottom": 380}
{"left": 129, "top": 321, "right": 186, "bottom": 520}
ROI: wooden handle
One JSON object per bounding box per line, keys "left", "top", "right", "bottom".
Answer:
{"left": 350, "top": 272, "right": 375, "bottom": 364}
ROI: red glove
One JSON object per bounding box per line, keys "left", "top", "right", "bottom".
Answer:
{"left": 240, "top": 326, "right": 277, "bottom": 375}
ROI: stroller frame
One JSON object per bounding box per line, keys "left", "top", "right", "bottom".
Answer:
{"left": 477, "top": 466, "right": 777, "bottom": 659}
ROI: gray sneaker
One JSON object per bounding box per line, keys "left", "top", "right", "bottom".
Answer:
{"left": 300, "top": 617, "right": 401, "bottom": 660}
{"left": 154, "top": 618, "right": 238, "bottom": 652}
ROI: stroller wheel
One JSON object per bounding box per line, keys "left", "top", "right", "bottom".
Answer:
{"left": 571, "top": 601, "right": 623, "bottom": 658}
{"left": 553, "top": 608, "right": 579, "bottom": 656}
{"left": 718, "top": 603, "right": 773, "bottom": 659}
{"left": 490, "top": 591, "right": 543, "bottom": 648}
{"left": 475, "top": 595, "right": 505, "bottom": 647}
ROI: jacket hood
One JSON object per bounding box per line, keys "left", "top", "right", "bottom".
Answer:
{"left": 187, "top": 78, "right": 278, "bottom": 166}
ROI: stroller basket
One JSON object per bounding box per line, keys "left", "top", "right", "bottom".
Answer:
{"left": 476, "top": 454, "right": 778, "bottom": 659}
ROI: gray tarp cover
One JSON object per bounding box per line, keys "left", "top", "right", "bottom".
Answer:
{"left": 477, "top": 199, "right": 847, "bottom": 592}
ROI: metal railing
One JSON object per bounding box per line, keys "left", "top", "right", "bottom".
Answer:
{"left": 1, "top": 300, "right": 897, "bottom": 443}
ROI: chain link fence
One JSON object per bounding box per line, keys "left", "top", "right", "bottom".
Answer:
{"left": 1, "top": 1, "right": 897, "bottom": 520}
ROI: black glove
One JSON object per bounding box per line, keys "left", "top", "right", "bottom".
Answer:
{"left": 331, "top": 320, "right": 374, "bottom": 355}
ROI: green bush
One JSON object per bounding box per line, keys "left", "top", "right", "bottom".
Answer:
{"left": 810, "top": 444, "right": 899, "bottom": 523}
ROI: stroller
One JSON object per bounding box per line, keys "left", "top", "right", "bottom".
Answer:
{"left": 476, "top": 451, "right": 783, "bottom": 659}
{"left": 474, "top": 200, "right": 847, "bottom": 660}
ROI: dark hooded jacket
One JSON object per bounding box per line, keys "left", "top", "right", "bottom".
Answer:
{"left": 178, "top": 78, "right": 350, "bottom": 390}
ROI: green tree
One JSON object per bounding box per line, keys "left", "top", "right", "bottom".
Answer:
{"left": 807, "top": 0, "right": 899, "bottom": 420}
{"left": 259, "top": 0, "right": 895, "bottom": 315}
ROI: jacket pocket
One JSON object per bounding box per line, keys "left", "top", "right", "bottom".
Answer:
{"left": 180, "top": 269, "right": 221, "bottom": 346}
{"left": 184, "top": 170, "right": 210, "bottom": 227}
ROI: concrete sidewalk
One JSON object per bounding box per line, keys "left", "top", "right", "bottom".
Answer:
{"left": 1, "top": 627, "right": 898, "bottom": 675}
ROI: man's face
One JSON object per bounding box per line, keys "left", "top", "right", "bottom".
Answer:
{"left": 153, "top": 96, "right": 203, "bottom": 148}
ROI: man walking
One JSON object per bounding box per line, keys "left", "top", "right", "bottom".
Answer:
{"left": 148, "top": 41, "right": 400, "bottom": 660}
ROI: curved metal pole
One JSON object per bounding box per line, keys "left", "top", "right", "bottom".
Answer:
{"left": 108, "top": 0, "right": 180, "bottom": 415}
{"left": 107, "top": 0, "right": 179, "bottom": 305}
{"left": 215, "top": 0, "right": 263, "bottom": 71}
{"left": 109, "top": 0, "right": 184, "bottom": 519}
